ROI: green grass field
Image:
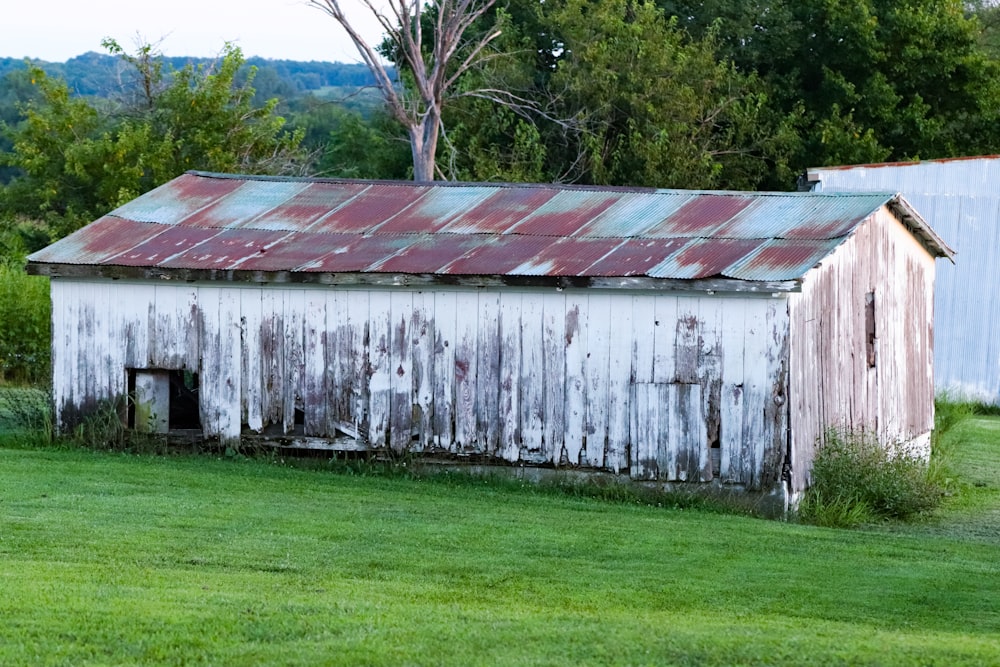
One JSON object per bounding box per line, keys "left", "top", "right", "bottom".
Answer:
{"left": 1, "top": 413, "right": 998, "bottom": 665}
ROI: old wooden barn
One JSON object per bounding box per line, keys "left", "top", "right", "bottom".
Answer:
{"left": 27, "top": 172, "right": 953, "bottom": 497}
{"left": 807, "top": 155, "right": 1000, "bottom": 403}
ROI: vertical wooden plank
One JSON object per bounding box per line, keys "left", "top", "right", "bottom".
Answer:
{"left": 563, "top": 294, "right": 588, "bottom": 465}
{"left": 453, "top": 291, "right": 479, "bottom": 452}
{"left": 697, "top": 296, "right": 723, "bottom": 482}
{"left": 741, "top": 298, "right": 769, "bottom": 489}
{"left": 652, "top": 294, "right": 677, "bottom": 384}
{"left": 50, "top": 281, "right": 70, "bottom": 429}
{"left": 218, "top": 287, "right": 242, "bottom": 445}
{"left": 674, "top": 296, "right": 700, "bottom": 384}
{"left": 90, "top": 281, "right": 112, "bottom": 405}
{"left": 476, "top": 290, "right": 501, "bottom": 456}
{"left": 182, "top": 285, "right": 200, "bottom": 372}
{"left": 368, "top": 290, "right": 392, "bottom": 448}
{"left": 719, "top": 298, "right": 747, "bottom": 483}
{"left": 432, "top": 290, "right": 457, "bottom": 450}
{"left": 197, "top": 285, "right": 222, "bottom": 439}
{"left": 668, "top": 383, "right": 707, "bottom": 482}
{"left": 282, "top": 289, "right": 306, "bottom": 434}
{"left": 303, "top": 288, "right": 328, "bottom": 436}
{"left": 149, "top": 284, "right": 176, "bottom": 368}
{"left": 73, "top": 283, "right": 91, "bottom": 413}
{"left": 760, "top": 297, "right": 790, "bottom": 490}
{"left": 606, "top": 296, "right": 633, "bottom": 474}
{"left": 498, "top": 290, "right": 521, "bottom": 462}
{"left": 541, "top": 292, "right": 566, "bottom": 465}
{"left": 326, "top": 290, "right": 347, "bottom": 433}
{"left": 411, "top": 291, "right": 435, "bottom": 451}
{"left": 241, "top": 288, "right": 264, "bottom": 433}
{"left": 630, "top": 383, "right": 660, "bottom": 481}
{"left": 347, "top": 290, "right": 370, "bottom": 441}
{"left": 519, "top": 292, "right": 545, "bottom": 462}
{"left": 629, "top": 296, "right": 656, "bottom": 477}
{"left": 259, "top": 288, "right": 284, "bottom": 431}
{"left": 108, "top": 282, "right": 127, "bottom": 403}
{"left": 389, "top": 291, "right": 413, "bottom": 453}
{"left": 584, "top": 293, "right": 611, "bottom": 468}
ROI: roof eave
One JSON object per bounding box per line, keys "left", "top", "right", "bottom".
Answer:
{"left": 24, "top": 262, "right": 803, "bottom": 294}
{"left": 888, "top": 195, "right": 956, "bottom": 263}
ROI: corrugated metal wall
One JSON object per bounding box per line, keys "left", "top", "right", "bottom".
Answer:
{"left": 811, "top": 158, "right": 1000, "bottom": 402}
{"left": 50, "top": 279, "right": 789, "bottom": 490}
{"left": 789, "top": 208, "right": 936, "bottom": 490}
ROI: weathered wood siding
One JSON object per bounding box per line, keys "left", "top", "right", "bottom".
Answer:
{"left": 50, "top": 281, "right": 790, "bottom": 489}
{"left": 788, "top": 206, "right": 936, "bottom": 492}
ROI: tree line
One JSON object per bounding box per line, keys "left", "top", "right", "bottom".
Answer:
{"left": 3, "top": 0, "right": 1000, "bottom": 255}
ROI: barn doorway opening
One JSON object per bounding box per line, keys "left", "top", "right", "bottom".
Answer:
{"left": 127, "top": 369, "right": 201, "bottom": 432}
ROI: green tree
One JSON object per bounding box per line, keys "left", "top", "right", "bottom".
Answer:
{"left": 661, "top": 0, "right": 1000, "bottom": 172}
{"left": 1, "top": 42, "right": 306, "bottom": 239}
{"left": 441, "top": 0, "right": 796, "bottom": 189}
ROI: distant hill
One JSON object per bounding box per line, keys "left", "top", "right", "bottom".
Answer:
{"left": 0, "top": 52, "right": 391, "bottom": 99}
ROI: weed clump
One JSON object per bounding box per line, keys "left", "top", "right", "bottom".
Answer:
{"left": 798, "top": 430, "right": 942, "bottom": 528}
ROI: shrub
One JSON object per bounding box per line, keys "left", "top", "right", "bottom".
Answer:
{"left": 0, "top": 255, "right": 51, "bottom": 384}
{"left": 798, "top": 430, "right": 942, "bottom": 528}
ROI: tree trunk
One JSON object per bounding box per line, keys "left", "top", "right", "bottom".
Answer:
{"left": 409, "top": 111, "right": 441, "bottom": 181}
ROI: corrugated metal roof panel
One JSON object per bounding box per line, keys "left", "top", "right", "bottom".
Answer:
{"left": 299, "top": 235, "right": 424, "bottom": 273}
{"left": 723, "top": 239, "right": 844, "bottom": 281}
{"left": 235, "top": 181, "right": 368, "bottom": 231}
{"left": 507, "top": 190, "right": 622, "bottom": 236}
{"left": 29, "top": 171, "right": 950, "bottom": 284}
{"left": 442, "top": 187, "right": 558, "bottom": 233}
{"left": 108, "top": 225, "right": 223, "bottom": 266}
{"left": 110, "top": 173, "right": 244, "bottom": 224}
{"left": 641, "top": 195, "right": 754, "bottom": 237}
{"left": 309, "top": 183, "right": 429, "bottom": 233}
{"left": 365, "top": 235, "right": 485, "bottom": 273}
{"left": 648, "top": 238, "right": 769, "bottom": 279}
{"left": 173, "top": 180, "right": 309, "bottom": 228}
{"left": 583, "top": 238, "right": 690, "bottom": 277}
{"left": 509, "top": 238, "right": 625, "bottom": 276}
{"left": 374, "top": 186, "right": 497, "bottom": 233}
{"left": 238, "top": 232, "right": 357, "bottom": 272}
{"left": 574, "top": 193, "right": 690, "bottom": 238}
{"left": 28, "top": 217, "right": 163, "bottom": 265}
{"left": 159, "top": 229, "right": 291, "bottom": 270}
{"left": 440, "top": 235, "right": 562, "bottom": 275}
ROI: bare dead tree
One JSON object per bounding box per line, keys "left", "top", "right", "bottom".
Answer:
{"left": 308, "top": 0, "right": 502, "bottom": 181}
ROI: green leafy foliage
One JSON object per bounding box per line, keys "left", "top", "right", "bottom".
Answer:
{"left": 0, "top": 255, "right": 50, "bottom": 384}
{"left": 1, "top": 41, "right": 306, "bottom": 239}
{"left": 798, "top": 430, "right": 943, "bottom": 527}
{"left": 662, "top": 0, "right": 1000, "bottom": 179}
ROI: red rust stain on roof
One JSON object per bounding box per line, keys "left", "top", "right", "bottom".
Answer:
{"left": 309, "top": 184, "right": 429, "bottom": 234}
{"left": 584, "top": 238, "right": 689, "bottom": 276}
{"left": 109, "top": 226, "right": 221, "bottom": 266}
{"left": 652, "top": 196, "right": 753, "bottom": 235}
{"left": 443, "top": 188, "right": 558, "bottom": 233}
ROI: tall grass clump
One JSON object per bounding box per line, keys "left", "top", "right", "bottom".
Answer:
{"left": 798, "top": 430, "right": 942, "bottom": 528}
{"left": 0, "top": 254, "right": 51, "bottom": 385}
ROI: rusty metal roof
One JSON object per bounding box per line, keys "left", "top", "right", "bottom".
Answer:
{"left": 27, "top": 171, "right": 953, "bottom": 282}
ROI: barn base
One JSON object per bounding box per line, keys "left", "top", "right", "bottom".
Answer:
{"left": 162, "top": 432, "right": 790, "bottom": 519}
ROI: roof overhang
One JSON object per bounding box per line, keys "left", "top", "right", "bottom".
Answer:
{"left": 25, "top": 262, "right": 802, "bottom": 294}
{"left": 888, "top": 195, "right": 956, "bottom": 263}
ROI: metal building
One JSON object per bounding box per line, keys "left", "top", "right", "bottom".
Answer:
{"left": 27, "top": 172, "right": 953, "bottom": 497}
{"left": 808, "top": 156, "right": 998, "bottom": 402}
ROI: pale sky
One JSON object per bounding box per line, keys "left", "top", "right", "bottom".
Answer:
{"left": 1, "top": 1, "right": 386, "bottom": 63}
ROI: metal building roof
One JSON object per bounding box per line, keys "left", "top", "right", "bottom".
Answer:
{"left": 27, "top": 171, "right": 953, "bottom": 284}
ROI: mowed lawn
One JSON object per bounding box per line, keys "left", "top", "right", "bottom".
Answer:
{"left": 1, "top": 421, "right": 999, "bottom": 665}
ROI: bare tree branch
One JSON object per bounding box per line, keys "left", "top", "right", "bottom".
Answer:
{"left": 308, "top": 0, "right": 501, "bottom": 181}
